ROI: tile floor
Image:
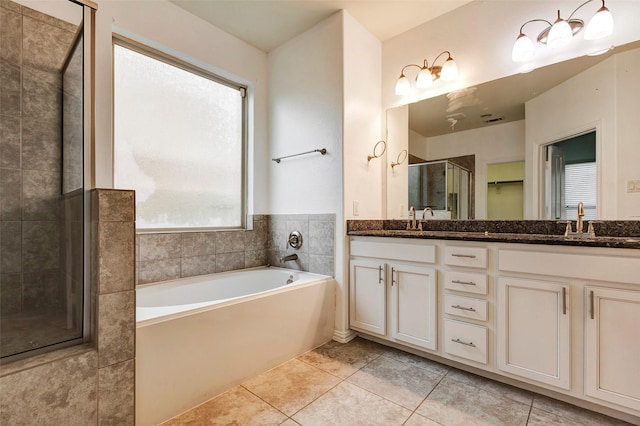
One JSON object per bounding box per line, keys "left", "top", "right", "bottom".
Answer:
{"left": 162, "top": 337, "right": 635, "bottom": 426}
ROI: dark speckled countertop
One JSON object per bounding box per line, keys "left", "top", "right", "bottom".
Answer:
{"left": 347, "top": 220, "right": 640, "bottom": 249}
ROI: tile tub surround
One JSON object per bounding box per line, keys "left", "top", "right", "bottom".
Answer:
{"left": 346, "top": 219, "right": 640, "bottom": 249}
{"left": 162, "top": 337, "right": 633, "bottom": 426}
{"left": 136, "top": 213, "right": 335, "bottom": 285}
{"left": 0, "top": 189, "right": 136, "bottom": 425}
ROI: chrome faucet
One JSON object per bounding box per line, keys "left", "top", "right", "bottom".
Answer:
{"left": 576, "top": 202, "right": 585, "bottom": 234}
{"left": 406, "top": 206, "right": 421, "bottom": 231}
{"left": 422, "top": 207, "right": 434, "bottom": 219}
{"left": 280, "top": 253, "right": 298, "bottom": 263}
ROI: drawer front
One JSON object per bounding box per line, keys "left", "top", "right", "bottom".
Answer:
{"left": 444, "top": 319, "right": 488, "bottom": 364}
{"left": 444, "top": 246, "right": 488, "bottom": 269}
{"left": 445, "top": 271, "right": 488, "bottom": 295}
{"left": 351, "top": 239, "right": 436, "bottom": 264}
{"left": 444, "top": 294, "right": 488, "bottom": 321}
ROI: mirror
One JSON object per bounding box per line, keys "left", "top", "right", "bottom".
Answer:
{"left": 387, "top": 39, "right": 640, "bottom": 220}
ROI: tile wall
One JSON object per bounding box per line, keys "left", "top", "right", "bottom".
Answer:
{"left": 0, "top": 189, "right": 136, "bottom": 425}
{"left": 0, "top": 0, "right": 77, "bottom": 313}
{"left": 136, "top": 213, "right": 335, "bottom": 285}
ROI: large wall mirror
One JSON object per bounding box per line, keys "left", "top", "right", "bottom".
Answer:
{"left": 387, "top": 39, "right": 640, "bottom": 221}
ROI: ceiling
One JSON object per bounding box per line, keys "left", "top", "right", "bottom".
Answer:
{"left": 169, "top": 0, "right": 473, "bottom": 52}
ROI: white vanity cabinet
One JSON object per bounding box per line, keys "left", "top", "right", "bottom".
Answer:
{"left": 496, "top": 277, "right": 571, "bottom": 389}
{"left": 585, "top": 286, "right": 640, "bottom": 411}
{"left": 349, "top": 238, "right": 437, "bottom": 351}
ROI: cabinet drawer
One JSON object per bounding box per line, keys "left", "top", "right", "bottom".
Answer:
{"left": 444, "top": 246, "right": 488, "bottom": 269}
{"left": 445, "top": 271, "right": 488, "bottom": 295}
{"left": 444, "top": 294, "right": 488, "bottom": 321}
{"left": 444, "top": 319, "right": 488, "bottom": 364}
{"left": 351, "top": 239, "right": 436, "bottom": 264}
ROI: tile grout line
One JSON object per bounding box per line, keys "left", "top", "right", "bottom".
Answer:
{"left": 399, "top": 366, "right": 451, "bottom": 426}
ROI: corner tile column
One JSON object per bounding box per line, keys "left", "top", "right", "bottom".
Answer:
{"left": 92, "top": 189, "right": 136, "bottom": 425}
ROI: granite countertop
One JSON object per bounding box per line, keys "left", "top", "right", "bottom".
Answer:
{"left": 347, "top": 220, "right": 640, "bottom": 249}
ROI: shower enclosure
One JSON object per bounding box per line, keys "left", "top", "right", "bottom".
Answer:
{"left": 0, "top": 0, "right": 87, "bottom": 362}
{"left": 408, "top": 160, "right": 472, "bottom": 219}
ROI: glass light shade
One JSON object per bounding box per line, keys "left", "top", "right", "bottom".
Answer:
{"left": 395, "top": 74, "right": 411, "bottom": 95}
{"left": 440, "top": 58, "right": 458, "bottom": 81}
{"left": 547, "top": 18, "right": 573, "bottom": 48}
{"left": 416, "top": 67, "right": 433, "bottom": 88}
{"left": 584, "top": 6, "right": 613, "bottom": 40}
{"left": 512, "top": 33, "right": 535, "bottom": 62}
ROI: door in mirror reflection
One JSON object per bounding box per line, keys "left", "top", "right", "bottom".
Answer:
{"left": 544, "top": 132, "right": 597, "bottom": 220}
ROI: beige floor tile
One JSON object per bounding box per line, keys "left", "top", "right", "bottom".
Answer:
{"left": 347, "top": 356, "right": 444, "bottom": 410}
{"left": 403, "top": 413, "right": 444, "bottom": 426}
{"left": 242, "top": 358, "right": 341, "bottom": 416}
{"left": 416, "top": 375, "right": 531, "bottom": 426}
{"left": 297, "top": 337, "right": 387, "bottom": 378}
{"left": 279, "top": 419, "right": 301, "bottom": 426}
{"left": 162, "top": 386, "right": 286, "bottom": 426}
{"left": 445, "top": 369, "right": 534, "bottom": 406}
{"left": 381, "top": 347, "right": 450, "bottom": 376}
{"left": 532, "top": 395, "right": 633, "bottom": 426}
{"left": 292, "top": 381, "right": 412, "bottom": 426}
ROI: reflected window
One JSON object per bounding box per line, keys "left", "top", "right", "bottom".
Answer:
{"left": 113, "top": 40, "right": 247, "bottom": 230}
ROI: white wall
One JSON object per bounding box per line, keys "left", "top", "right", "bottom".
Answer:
{"left": 386, "top": 105, "right": 408, "bottom": 218}
{"left": 525, "top": 47, "right": 640, "bottom": 219}
{"left": 93, "top": 0, "right": 269, "bottom": 213}
{"left": 400, "top": 120, "right": 525, "bottom": 219}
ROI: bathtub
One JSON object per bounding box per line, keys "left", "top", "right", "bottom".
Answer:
{"left": 135, "top": 267, "right": 336, "bottom": 426}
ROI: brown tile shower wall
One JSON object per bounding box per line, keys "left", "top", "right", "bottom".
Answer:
{"left": 136, "top": 214, "right": 335, "bottom": 285}
{"left": 0, "top": 189, "right": 136, "bottom": 425}
{"left": 0, "top": 0, "right": 77, "bottom": 313}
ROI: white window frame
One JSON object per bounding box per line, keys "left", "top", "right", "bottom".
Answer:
{"left": 112, "top": 36, "right": 248, "bottom": 231}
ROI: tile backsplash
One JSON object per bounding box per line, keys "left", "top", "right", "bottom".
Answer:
{"left": 136, "top": 214, "right": 335, "bottom": 285}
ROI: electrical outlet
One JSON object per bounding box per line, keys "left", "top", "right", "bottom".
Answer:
{"left": 353, "top": 200, "right": 359, "bottom": 216}
{"left": 627, "top": 181, "right": 636, "bottom": 192}
{"left": 635, "top": 180, "right": 640, "bottom": 192}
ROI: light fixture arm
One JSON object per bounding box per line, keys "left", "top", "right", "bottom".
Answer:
{"left": 399, "top": 63, "right": 422, "bottom": 76}
{"left": 567, "top": 0, "right": 597, "bottom": 20}
{"left": 518, "top": 18, "right": 553, "bottom": 35}
{"left": 431, "top": 50, "right": 453, "bottom": 66}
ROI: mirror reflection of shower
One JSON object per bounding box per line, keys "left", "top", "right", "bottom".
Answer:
{"left": 0, "top": 0, "right": 85, "bottom": 361}
{"left": 543, "top": 131, "right": 597, "bottom": 221}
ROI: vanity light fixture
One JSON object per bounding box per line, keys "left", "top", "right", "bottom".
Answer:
{"left": 390, "top": 150, "right": 408, "bottom": 169}
{"left": 512, "top": 0, "right": 613, "bottom": 62}
{"left": 395, "top": 51, "right": 458, "bottom": 96}
{"left": 367, "top": 140, "right": 387, "bottom": 163}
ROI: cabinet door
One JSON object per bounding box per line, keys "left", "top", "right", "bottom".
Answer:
{"left": 390, "top": 264, "right": 437, "bottom": 350}
{"left": 585, "top": 287, "right": 640, "bottom": 411}
{"left": 350, "top": 259, "right": 386, "bottom": 336}
{"left": 497, "top": 277, "right": 570, "bottom": 389}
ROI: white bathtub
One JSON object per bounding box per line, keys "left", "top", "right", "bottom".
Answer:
{"left": 135, "top": 267, "right": 336, "bottom": 426}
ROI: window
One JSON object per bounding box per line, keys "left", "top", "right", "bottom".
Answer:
{"left": 113, "top": 39, "right": 246, "bottom": 230}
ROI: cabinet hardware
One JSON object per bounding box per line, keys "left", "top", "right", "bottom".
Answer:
{"left": 452, "top": 253, "right": 476, "bottom": 259}
{"left": 451, "top": 338, "right": 476, "bottom": 347}
{"left": 452, "top": 279, "right": 476, "bottom": 286}
{"left": 562, "top": 287, "right": 567, "bottom": 315}
{"left": 590, "top": 290, "right": 595, "bottom": 319}
{"left": 391, "top": 267, "right": 396, "bottom": 286}
{"left": 378, "top": 265, "right": 383, "bottom": 284}
{"left": 451, "top": 304, "right": 476, "bottom": 312}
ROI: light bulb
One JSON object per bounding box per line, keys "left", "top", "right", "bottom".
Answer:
{"left": 440, "top": 57, "right": 458, "bottom": 81}
{"left": 416, "top": 67, "right": 433, "bottom": 88}
{"left": 547, "top": 11, "right": 573, "bottom": 48}
{"left": 584, "top": 4, "right": 613, "bottom": 40}
{"left": 512, "top": 33, "right": 535, "bottom": 62}
{"left": 395, "top": 74, "right": 411, "bottom": 95}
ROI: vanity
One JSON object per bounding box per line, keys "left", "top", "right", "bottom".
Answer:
{"left": 347, "top": 219, "right": 640, "bottom": 423}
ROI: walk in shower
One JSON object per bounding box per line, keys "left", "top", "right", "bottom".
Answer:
{"left": 1, "top": 0, "right": 86, "bottom": 361}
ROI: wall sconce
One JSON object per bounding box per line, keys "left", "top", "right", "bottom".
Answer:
{"left": 367, "top": 140, "right": 387, "bottom": 163}
{"left": 395, "top": 51, "right": 458, "bottom": 96}
{"left": 512, "top": 0, "right": 613, "bottom": 62}
{"left": 390, "top": 150, "right": 407, "bottom": 169}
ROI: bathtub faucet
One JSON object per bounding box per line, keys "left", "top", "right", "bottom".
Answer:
{"left": 280, "top": 253, "right": 298, "bottom": 263}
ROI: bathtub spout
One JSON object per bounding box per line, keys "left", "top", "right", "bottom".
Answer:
{"left": 280, "top": 254, "right": 298, "bottom": 263}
